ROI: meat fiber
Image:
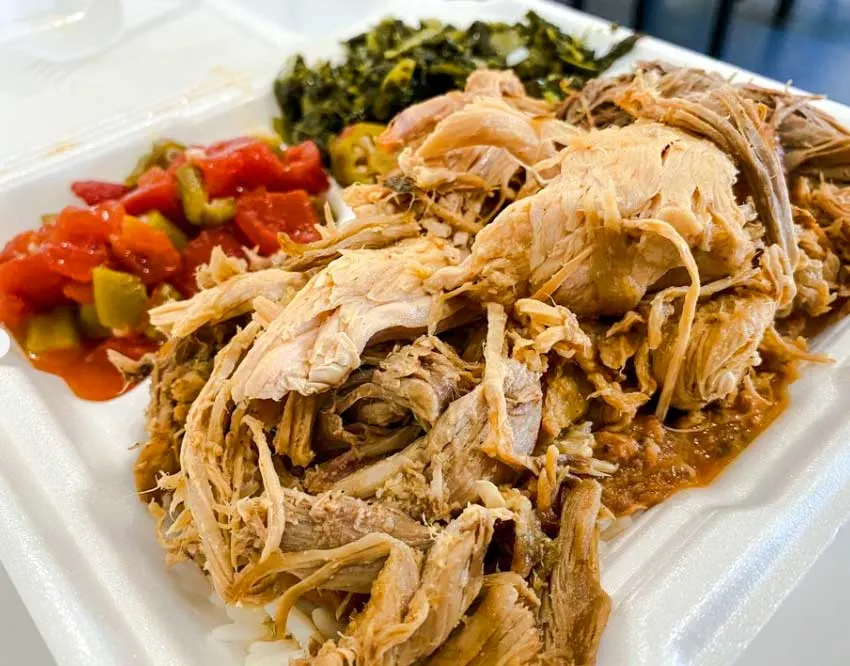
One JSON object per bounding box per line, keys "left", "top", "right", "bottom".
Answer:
{"left": 512, "top": 299, "right": 649, "bottom": 423}
{"left": 280, "top": 214, "right": 423, "bottom": 272}
{"left": 378, "top": 92, "right": 471, "bottom": 153}
{"left": 649, "top": 293, "right": 777, "bottom": 410}
{"left": 134, "top": 324, "right": 232, "bottom": 497}
{"left": 354, "top": 335, "right": 481, "bottom": 428}
{"left": 303, "top": 335, "right": 481, "bottom": 493}
{"left": 319, "top": 354, "right": 541, "bottom": 514}
{"left": 291, "top": 506, "right": 503, "bottom": 666}
{"left": 540, "top": 480, "right": 610, "bottom": 665}
{"left": 278, "top": 489, "right": 433, "bottom": 554}
{"left": 149, "top": 268, "right": 304, "bottom": 339}
{"left": 323, "top": 536, "right": 423, "bottom": 665}
{"left": 422, "top": 356, "right": 542, "bottom": 514}
{"left": 380, "top": 505, "right": 503, "bottom": 665}
{"left": 741, "top": 83, "right": 850, "bottom": 181}
{"left": 615, "top": 71, "right": 799, "bottom": 272}
{"left": 171, "top": 320, "right": 265, "bottom": 596}
{"left": 378, "top": 69, "right": 549, "bottom": 153}
{"left": 425, "top": 576, "right": 542, "bottom": 666}
{"left": 413, "top": 97, "right": 570, "bottom": 168}
{"left": 428, "top": 122, "right": 752, "bottom": 313}
{"left": 227, "top": 489, "right": 433, "bottom": 604}
{"left": 428, "top": 122, "right": 762, "bottom": 420}
{"left": 540, "top": 359, "right": 591, "bottom": 445}
{"left": 378, "top": 70, "right": 565, "bottom": 237}
{"left": 230, "top": 238, "right": 462, "bottom": 402}
{"left": 274, "top": 393, "right": 322, "bottom": 467}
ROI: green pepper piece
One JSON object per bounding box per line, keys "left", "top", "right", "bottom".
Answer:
{"left": 77, "top": 303, "right": 111, "bottom": 339}
{"left": 175, "top": 164, "right": 207, "bottom": 225}
{"left": 174, "top": 165, "right": 233, "bottom": 226}
{"left": 329, "top": 123, "right": 395, "bottom": 186}
{"left": 201, "top": 197, "right": 236, "bottom": 226}
{"left": 25, "top": 307, "right": 81, "bottom": 353}
{"left": 141, "top": 211, "right": 188, "bottom": 250}
{"left": 41, "top": 213, "right": 57, "bottom": 226}
{"left": 125, "top": 139, "right": 186, "bottom": 186}
{"left": 92, "top": 266, "right": 149, "bottom": 331}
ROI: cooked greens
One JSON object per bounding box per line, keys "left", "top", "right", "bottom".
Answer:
{"left": 274, "top": 11, "right": 638, "bottom": 155}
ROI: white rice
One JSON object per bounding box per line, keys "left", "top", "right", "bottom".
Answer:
{"left": 245, "top": 640, "right": 305, "bottom": 666}
{"left": 311, "top": 607, "right": 343, "bottom": 640}
{"left": 211, "top": 590, "right": 335, "bottom": 665}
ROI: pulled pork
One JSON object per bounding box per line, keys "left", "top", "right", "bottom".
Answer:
{"left": 135, "top": 62, "right": 850, "bottom": 665}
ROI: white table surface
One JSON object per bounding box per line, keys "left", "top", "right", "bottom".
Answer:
{"left": 1, "top": 2, "right": 848, "bottom": 665}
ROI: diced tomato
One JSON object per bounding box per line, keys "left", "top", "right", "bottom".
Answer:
{"left": 174, "top": 227, "right": 245, "bottom": 296}
{"left": 109, "top": 215, "right": 181, "bottom": 285}
{"left": 71, "top": 180, "right": 129, "bottom": 205}
{"left": 121, "top": 166, "right": 180, "bottom": 218}
{"left": 273, "top": 141, "right": 329, "bottom": 194}
{"left": 204, "top": 136, "right": 257, "bottom": 156}
{"left": 190, "top": 138, "right": 327, "bottom": 198}
{"left": 0, "top": 292, "right": 31, "bottom": 332}
{"left": 62, "top": 282, "right": 95, "bottom": 304}
{"left": 43, "top": 242, "right": 109, "bottom": 282}
{"left": 0, "top": 253, "right": 67, "bottom": 308}
{"left": 49, "top": 203, "right": 122, "bottom": 246}
{"left": 192, "top": 138, "right": 279, "bottom": 198}
{"left": 235, "top": 188, "right": 320, "bottom": 255}
{"left": 0, "top": 228, "right": 50, "bottom": 263}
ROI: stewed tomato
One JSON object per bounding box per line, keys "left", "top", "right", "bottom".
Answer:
{"left": 0, "top": 132, "right": 329, "bottom": 399}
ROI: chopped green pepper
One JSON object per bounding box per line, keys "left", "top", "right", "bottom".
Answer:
{"left": 92, "top": 266, "right": 149, "bottom": 330}
{"left": 25, "top": 307, "right": 80, "bottom": 353}
{"left": 40, "top": 213, "right": 57, "bottom": 226}
{"left": 141, "top": 211, "right": 188, "bottom": 250}
{"left": 175, "top": 164, "right": 207, "bottom": 225}
{"left": 175, "top": 164, "right": 236, "bottom": 226}
{"left": 77, "top": 304, "right": 111, "bottom": 339}
{"left": 125, "top": 139, "right": 186, "bottom": 186}
{"left": 202, "top": 197, "right": 236, "bottom": 225}
{"left": 329, "top": 123, "right": 396, "bottom": 186}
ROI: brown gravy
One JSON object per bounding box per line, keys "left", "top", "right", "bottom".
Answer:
{"left": 597, "top": 371, "right": 792, "bottom": 516}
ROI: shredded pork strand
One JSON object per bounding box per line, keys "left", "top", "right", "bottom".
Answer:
{"left": 150, "top": 268, "right": 305, "bottom": 338}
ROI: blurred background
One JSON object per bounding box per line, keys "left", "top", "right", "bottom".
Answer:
{"left": 564, "top": 0, "right": 850, "bottom": 102}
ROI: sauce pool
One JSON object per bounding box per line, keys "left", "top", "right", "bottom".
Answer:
{"left": 27, "top": 336, "right": 156, "bottom": 401}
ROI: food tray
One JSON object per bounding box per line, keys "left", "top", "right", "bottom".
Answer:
{"left": 1, "top": 1, "right": 849, "bottom": 665}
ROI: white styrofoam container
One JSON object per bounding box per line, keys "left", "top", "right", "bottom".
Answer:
{"left": 1, "top": 1, "right": 849, "bottom": 665}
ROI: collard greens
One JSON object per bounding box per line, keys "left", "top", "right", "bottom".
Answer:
{"left": 274, "top": 11, "right": 637, "bottom": 155}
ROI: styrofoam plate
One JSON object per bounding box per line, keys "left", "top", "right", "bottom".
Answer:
{"left": 1, "top": 1, "right": 849, "bottom": 665}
